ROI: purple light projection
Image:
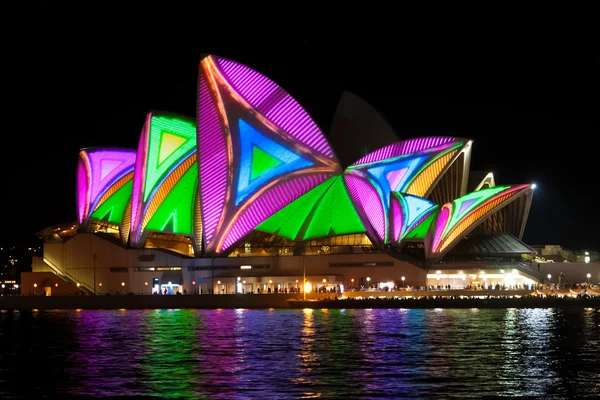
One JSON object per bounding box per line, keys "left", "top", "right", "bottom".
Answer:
{"left": 76, "top": 148, "right": 136, "bottom": 224}
{"left": 87, "top": 150, "right": 136, "bottom": 202}
{"left": 390, "top": 194, "right": 404, "bottom": 242}
{"left": 197, "top": 74, "right": 228, "bottom": 246}
{"left": 198, "top": 55, "right": 341, "bottom": 253}
{"left": 130, "top": 114, "right": 151, "bottom": 243}
{"left": 352, "top": 137, "right": 456, "bottom": 166}
{"left": 77, "top": 152, "right": 91, "bottom": 223}
{"left": 344, "top": 173, "right": 386, "bottom": 242}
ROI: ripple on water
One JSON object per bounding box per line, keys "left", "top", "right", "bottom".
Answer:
{"left": 0, "top": 308, "right": 599, "bottom": 399}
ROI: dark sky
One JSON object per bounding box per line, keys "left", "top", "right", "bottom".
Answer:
{"left": 3, "top": 5, "right": 599, "bottom": 251}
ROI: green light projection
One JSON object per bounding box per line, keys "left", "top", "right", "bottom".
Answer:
{"left": 303, "top": 176, "right": 365, "bottom": 240}
{"left": 250, "top": 146, "right": 282, "bottom": 180}
{"left": 403, "top": 211, "right": 437, "bottom": 240}
{"left": 90, "top": 180, "right": 133, "bottom": 224}
{"left": 144, "top": 116, "right": 196, "bottom": 202}
{"left": 256, "top": 176, "right": 366, "bottom": 240}
{"left": 256, "top": 177, "right": 335, "bottom": 239}
{"left": 145, "top": 163, "right": 198, "bottom": 235}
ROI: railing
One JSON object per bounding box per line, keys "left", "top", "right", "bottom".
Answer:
{"left": 42, "top": 258, "right": 94, "bottom": 295}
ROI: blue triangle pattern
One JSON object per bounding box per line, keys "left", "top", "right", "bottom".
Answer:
{"left": 404, "top": 194, "right": 436, "bottom": 228}
{"left": 236, "top": 119, "right": 313, "bottom": 205}
{"left": 366, "top": 156, "right": 427, "bottom": 210}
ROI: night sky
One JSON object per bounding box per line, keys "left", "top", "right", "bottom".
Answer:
{"left": 4, "top": 7, "right": 599, "bottom": 251}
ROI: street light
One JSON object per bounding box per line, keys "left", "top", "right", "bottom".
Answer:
{"left": 121, "top": 282, "right": 125, "bottom": 287}
{"left": 366, "top": 277, "right": 371, "bottom": 289}
{"left": 76, "top": 283, "right": 81, "bottom": 287}
{"left": 401, "top": 276, "right": 406, "bottom": 287}
{"left": 547, "top": 274, "right": 552, "bottom": 281}
{"left": 587, "top": 273, "right": 592, "bottom": 284}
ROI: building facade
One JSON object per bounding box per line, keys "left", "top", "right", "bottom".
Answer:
{"left": 27, "top": 54, "right": 546, "bottom": 296}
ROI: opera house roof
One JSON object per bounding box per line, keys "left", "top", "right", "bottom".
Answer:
{"left": 74, "top": 54, "right": 535, "bottom": 262}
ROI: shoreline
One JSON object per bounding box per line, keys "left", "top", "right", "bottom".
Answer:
{"left": 1, "top": 294, "right": 599, "bottom": 310}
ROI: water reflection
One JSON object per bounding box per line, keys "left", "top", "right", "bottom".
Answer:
{"left": 0, "top": 308, "right": 599, "bottom": 399}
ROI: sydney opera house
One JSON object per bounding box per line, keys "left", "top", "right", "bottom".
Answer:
{"left": 25, "top": 54, "right": 540, "bottom": 296}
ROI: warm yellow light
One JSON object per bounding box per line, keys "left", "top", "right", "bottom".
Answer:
{"left": 217, "top": 280, "right": 221, "bottom": 285}
{"left": 121, "top": 282, "right": 125, "bottom": 287}
{"left": 99, "top": 282, "right": 102, "bottom": 287}
{"left": 145, "top": 282, "right": 149, "bottom": 286}
{"left": 268, "top": 280, "right": 272, "bottom": 284}
{"left": 76, "top": 283, "right": 81, "bottom": 287}
{"left": 351, "top": 278, "right": 355, "bottom": 283}
{"left": 401, "top": 276, "right": 405, "bottom": 281}
{"left": 304, "top": 281, "right": 312, "bottom": 294}
{"left": 366, "top": 277, "right": 371, "bottom": 282}
{"left": 242, "top": 280, "right": 246, "bottom": 284}
{"left": 55, "top": 283, "right": 58, "bottom": 287}
{"left": 33, "top": 283, "right": 37, "bottom": 288}
{"left": 322, "top": 279, "right": 327, "bottom": 283}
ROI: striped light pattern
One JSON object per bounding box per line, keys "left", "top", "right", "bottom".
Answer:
{"left": 222, "top": 174, "right": 330, "bottom": 249}
{"left": 353, "top": 137, "right": 456, "bottom": 166}
{"left": 216, "top": 57, "right": 334, "bottom": 158}
{"left": 76, "top": 148, "right": 136, "bottom": 224}
{"left": 198, "top": 55, "right": 340, "bottom": 253}
{"left": 405, "top": 148, "right": 460, "bottom": 197}
{"left": 197, "top": 73, "right": 228, "bottom": 246}
{"left": 344, "top": 173, "right": 386, "bottom": 242}
{"left": 431, "top": 184, "right": 531, "bottom": 254}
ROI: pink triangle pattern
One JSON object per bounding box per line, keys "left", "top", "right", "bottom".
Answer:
{"left": 386, "top": 168, "right": 408, "bottom": 191}
{"left": 88, "top": 150, "right": 136, "bottom": 204}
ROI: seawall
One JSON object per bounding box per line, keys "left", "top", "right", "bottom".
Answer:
{"left": 1, "top": 294, "right": 599, "bottom": 310}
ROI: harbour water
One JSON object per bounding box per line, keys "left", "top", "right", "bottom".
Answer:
{"left": 1, "top": 308, "right": 599, "bottom": 399}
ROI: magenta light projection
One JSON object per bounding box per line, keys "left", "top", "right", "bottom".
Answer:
{"left": 129, "top": 115, "right": 151, "bottom": 244}
{"left": 344, "top": 173, "right": 386, "bottom": 242}
{"left": 76, "top": 148, "right": 136, "bottom": 223}
{"left": 352, "top": 137, "right": 457, "bottom": 166}
{"left": 389, "top": 193, "right": 404, "bottom": 243}
{"left": 198, "top": 54, "right": 341, "bottom": 254}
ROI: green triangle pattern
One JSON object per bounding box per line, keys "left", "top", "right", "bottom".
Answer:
{"left": 145, "top": 163, "right": 198, "bottom": 235}
{"left": 303, "top": 176, "right": 366, "bottom": 240}
{"left": 251, "top": 146, "right": 283, "bottom": 180}
{"left": 90, "top": 180, "right": 133, "bottom": 224}
{"left": 144, "top": 116, "right": 196, "bottom": 202}
{"left": 256, "top": 177, "right": 335, "bottom": 240}
{"left": 404, "top": 211, "right": 437, "bottom": 240}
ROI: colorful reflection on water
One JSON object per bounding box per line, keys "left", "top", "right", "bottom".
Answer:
{"left": 0, "top": 308, "right": 599, "bottom": 398}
